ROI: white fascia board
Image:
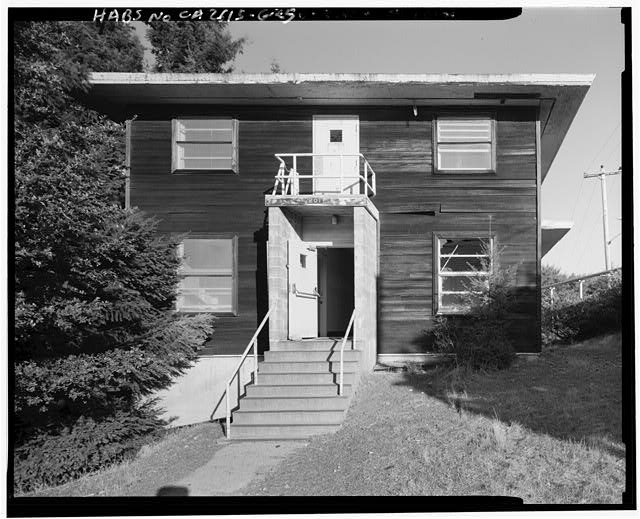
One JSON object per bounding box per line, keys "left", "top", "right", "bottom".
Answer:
{"left": 89, "top": 72, "right": 596, "bottom": 87}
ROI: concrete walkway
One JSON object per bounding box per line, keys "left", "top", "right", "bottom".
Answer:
{"left": 161, "top": 441, "right": 307, "bottom": 496}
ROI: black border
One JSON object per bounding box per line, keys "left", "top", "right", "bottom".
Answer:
{"left": 7, "top": 6, "right": 636, "bottom": 516}
{"left": 8, "top": 7, "right": 523, "bottom": 22}
{"left": 619, "top": 5, "right": 635, "bottom": 509}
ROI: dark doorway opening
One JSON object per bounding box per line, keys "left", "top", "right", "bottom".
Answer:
{"left": 317, "top": 248, "right": 355, "bottom": 337}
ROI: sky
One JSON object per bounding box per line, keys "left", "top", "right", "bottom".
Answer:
{"left": 135, "top": 8, "right": 624, "bottom": 276}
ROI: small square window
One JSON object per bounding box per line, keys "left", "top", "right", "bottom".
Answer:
{"left": 329, "top": 129, "right": 343, "bottom": 143}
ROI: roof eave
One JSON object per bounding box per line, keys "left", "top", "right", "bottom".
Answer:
{"left": 86, "top": 72, "right": 595, "bottom": 182}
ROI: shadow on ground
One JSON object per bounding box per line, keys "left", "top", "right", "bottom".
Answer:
{"left": 390, "top": 333, "right": 624, "bottom": 459}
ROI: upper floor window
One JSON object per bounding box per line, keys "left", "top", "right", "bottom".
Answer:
{"left": 434, "top": 116, "right": 495, "bottom": 173}
{"left": 172, "top": 119, "right": 239, "bottom": 173}
{"left": 177, "top": 236, "right": 238, "bottom": 314}
{"left": 434, "top": 235, "right": 493, "bottom": 314}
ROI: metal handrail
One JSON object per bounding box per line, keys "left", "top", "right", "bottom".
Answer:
{"left": 272, "top": 153, "right": 376, "bottom": 197}
{"left": 224, "top": 306, "right": 273, "bottom": 439}
{"left": 339, "top": 309, "right": 356, "bottom": 396}
{"left": 542, "top": 267, "right": 621, "bottom": 289}
{"left": 543, "top": 267, "right": 621, "bottom": 303}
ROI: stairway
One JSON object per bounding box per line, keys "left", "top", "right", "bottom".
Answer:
{"left": 229, "top": 338, "right": 361, "bottom": 440}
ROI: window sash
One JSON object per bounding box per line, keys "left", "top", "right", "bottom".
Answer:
{"left": 176, "top": 237, "right": 237, "bottom": 314}
{"left": 435, "top": 236, "right": 492, "bottom": 314}
{"left": 437, "top": 119, "right": 493, "bottom": 143}
{"left": 172, "top": 119, "right": 238, "bottom": 172}
{"left": 434, "top": 116, "right": 494, "bottom": 172}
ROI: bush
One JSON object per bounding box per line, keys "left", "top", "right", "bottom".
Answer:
{"left": 14, "top": 411, "right": 161, "bottom": 493}
{"left": 542, "top": 270, "right": 621, "bottom": 344}
{"left": 433, "top": 315, "right": 515, "bottom": 371}
{"left": 12, "top": 22, "right": 216, "bottom": 494}
{"left": 13, "top": 313, "right": 214, "bottom": 493}
{"left": 431, "top": 244, "right": 517, "bottom": 371}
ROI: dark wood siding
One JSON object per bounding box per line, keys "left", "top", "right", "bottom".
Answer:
{"left": 130, "top": 105, "right": 539, "bottom": 355}
{"left": 360, "top": 107, "right": 538, "bottom": 354}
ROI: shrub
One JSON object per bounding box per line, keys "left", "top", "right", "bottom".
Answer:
{"left": 431, "top": 244, "right": 518, "bottom": 370}
{"left": 433, "top": 315, "right": 515, "bottom": 371}
{"left": 12, "top": 22, "right": 216, "bottom": 494}
{"left": 14, "top": 410, "right": 161, "bottom": 494}
{"left": 542, "top": 270, "right": 621, "bottom": 344}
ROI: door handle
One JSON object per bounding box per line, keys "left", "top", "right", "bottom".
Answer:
{"left": 291, "top": 284, "right": 321, "bottom": 299}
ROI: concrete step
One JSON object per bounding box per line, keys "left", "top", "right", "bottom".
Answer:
{"left": 258, "top": 371, "right": 357, "bottom": 386}
{"left": 271, "top": 339, "right": 353, "bottom": 351}
{"left": 246, "top": 383, "right": 353, "bottom": 398}
{"left": 264, "top": 349, "right": 361, "bottom": 363}
{"left": 233, "top": 409, "right": 345, "bottom": 425}
{"left": 259, "top": 360, "right": 360, "bottom": 374}
{"left": 239, "top": 396, "right": 351, "bottom": 412}
{"left": 230, "top": 423, "right": 341, "bottom": 440}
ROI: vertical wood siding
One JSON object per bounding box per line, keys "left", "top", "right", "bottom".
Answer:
{"left": 130, "top": 105, "right": 539, "bottom": 355}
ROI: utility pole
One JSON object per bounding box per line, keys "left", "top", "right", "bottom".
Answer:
{"left": 584, "top": 165, "right": 621, "bottom": 271}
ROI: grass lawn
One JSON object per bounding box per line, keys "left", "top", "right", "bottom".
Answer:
{"left": 242, "top": 333, "right": 624, "bottom": 502}
{"left": 23, "top": 421, "right": 225, "bottom": 497}
{"left": 23, "top": 333, "right": 624, "bottom": 501}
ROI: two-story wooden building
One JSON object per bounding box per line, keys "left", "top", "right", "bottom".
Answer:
{"left": 89, "top": 73, "right": 592, "bottom": 438}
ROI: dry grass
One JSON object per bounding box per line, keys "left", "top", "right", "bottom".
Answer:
{"left": 23, "top": 421, "right": 225, "bottom": 497}
{"left": 242, "top": 333, "right": 624, "bottom": 503}
{"left": 22, "top": 333, "right": 624, "bottom": 502}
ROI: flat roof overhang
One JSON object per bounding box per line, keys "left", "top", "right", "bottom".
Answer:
{"left": 541, "top": 220, "right": 573, "bottom": 257}
{"left": 88, "top": 72, "right": 594, "bottom": 181}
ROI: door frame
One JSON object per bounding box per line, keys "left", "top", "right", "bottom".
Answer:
{"left": 312, "top": 115, "right": 360, "bottom": 194}
{"left": 288, "top": 240, "right": 319, "bottom": 340}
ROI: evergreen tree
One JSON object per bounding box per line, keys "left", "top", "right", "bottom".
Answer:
{"left": 13, "top": 21, "right": 213, "bottom": 492}
{"left": 146, "top": 21, "right": 244, "bottom": 72}
{"left": 64, "top": 21, "right": 144, "bottom": 73}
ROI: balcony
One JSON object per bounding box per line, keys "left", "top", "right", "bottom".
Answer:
{"left": 271, "top": 153, "right": 376, "bottom": 197}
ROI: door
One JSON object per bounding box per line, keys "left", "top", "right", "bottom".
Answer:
{"left": 313, "top": 115, "right": 360, "bottom": 194}
{"left": 288, "top": 240, "right": 319, "bottom": 339}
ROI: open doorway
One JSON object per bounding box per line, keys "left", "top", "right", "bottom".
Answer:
{"left": 317, "top": 248, "right": 355, "bottom": 337}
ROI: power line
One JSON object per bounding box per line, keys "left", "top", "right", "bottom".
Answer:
{"left": 583, "top": 165, "right": 622, "bottom": 270}
{"left": 571, "top": 181, "right": 600, "bottom": 274}
{"left": 570, "top": 174, "right": 586, "bottom": 222}
{"left": 601, "top": 134, "right": 621, "bottom": 166}
{"left": 571, "top": 179, "right": 598, "bottom": 250}
{"left": 570, "top": 126, "right": 619, "bottom": 222}
{"left": 583, "top": 122, "right": 620, "bottom": 173}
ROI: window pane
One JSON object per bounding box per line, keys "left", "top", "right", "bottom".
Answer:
{"left": 441, "top": 276, "right": 473, "bottom": 292}
{"left": 176, "top": 120, "right": 233, "bottom": 142}
{"left": 178, "top": 276, "right": 233, "bottom": 312}
{"left": 183, "top": 239, "right": 233, "bottom": 274}
{"left": 437, "top": 119, "right": 492, "bottom": 142}
{"left": 180, "top": 158, "right": 233, "bottom": 170}
{"left": 438, "top": 143, "right": 492, "bottom": 170}
{"left": 441, "top": 294, "right": 469, "bottom": 311}
{"left": 177, "top": 143, "right": 233, "bottom": 159}
{"left": 440, "top": 238, "right": 488, "bottom": 256}
{"left": 441, "top": 256, "right": 487, "bottom": 272}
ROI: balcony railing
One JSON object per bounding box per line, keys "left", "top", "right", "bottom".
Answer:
{"left": 272, "top": 153, "right": 376, "bottom": 197}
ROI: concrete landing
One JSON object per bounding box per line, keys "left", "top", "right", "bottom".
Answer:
{"left": 168, "top": 441, "right": 306, "bottom": 496}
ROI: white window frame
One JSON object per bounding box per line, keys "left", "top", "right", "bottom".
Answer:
{"left": 434, "top": 233, "right": 494, "bottom": 315}
{"left": 171, "top": 119, "right": 239, "bottom": 173}
{"left": 433, "top": 114, "right": 496, "bottom": 174}
{"left": 176, "top": 235, "right": 238, "bottom": 315}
